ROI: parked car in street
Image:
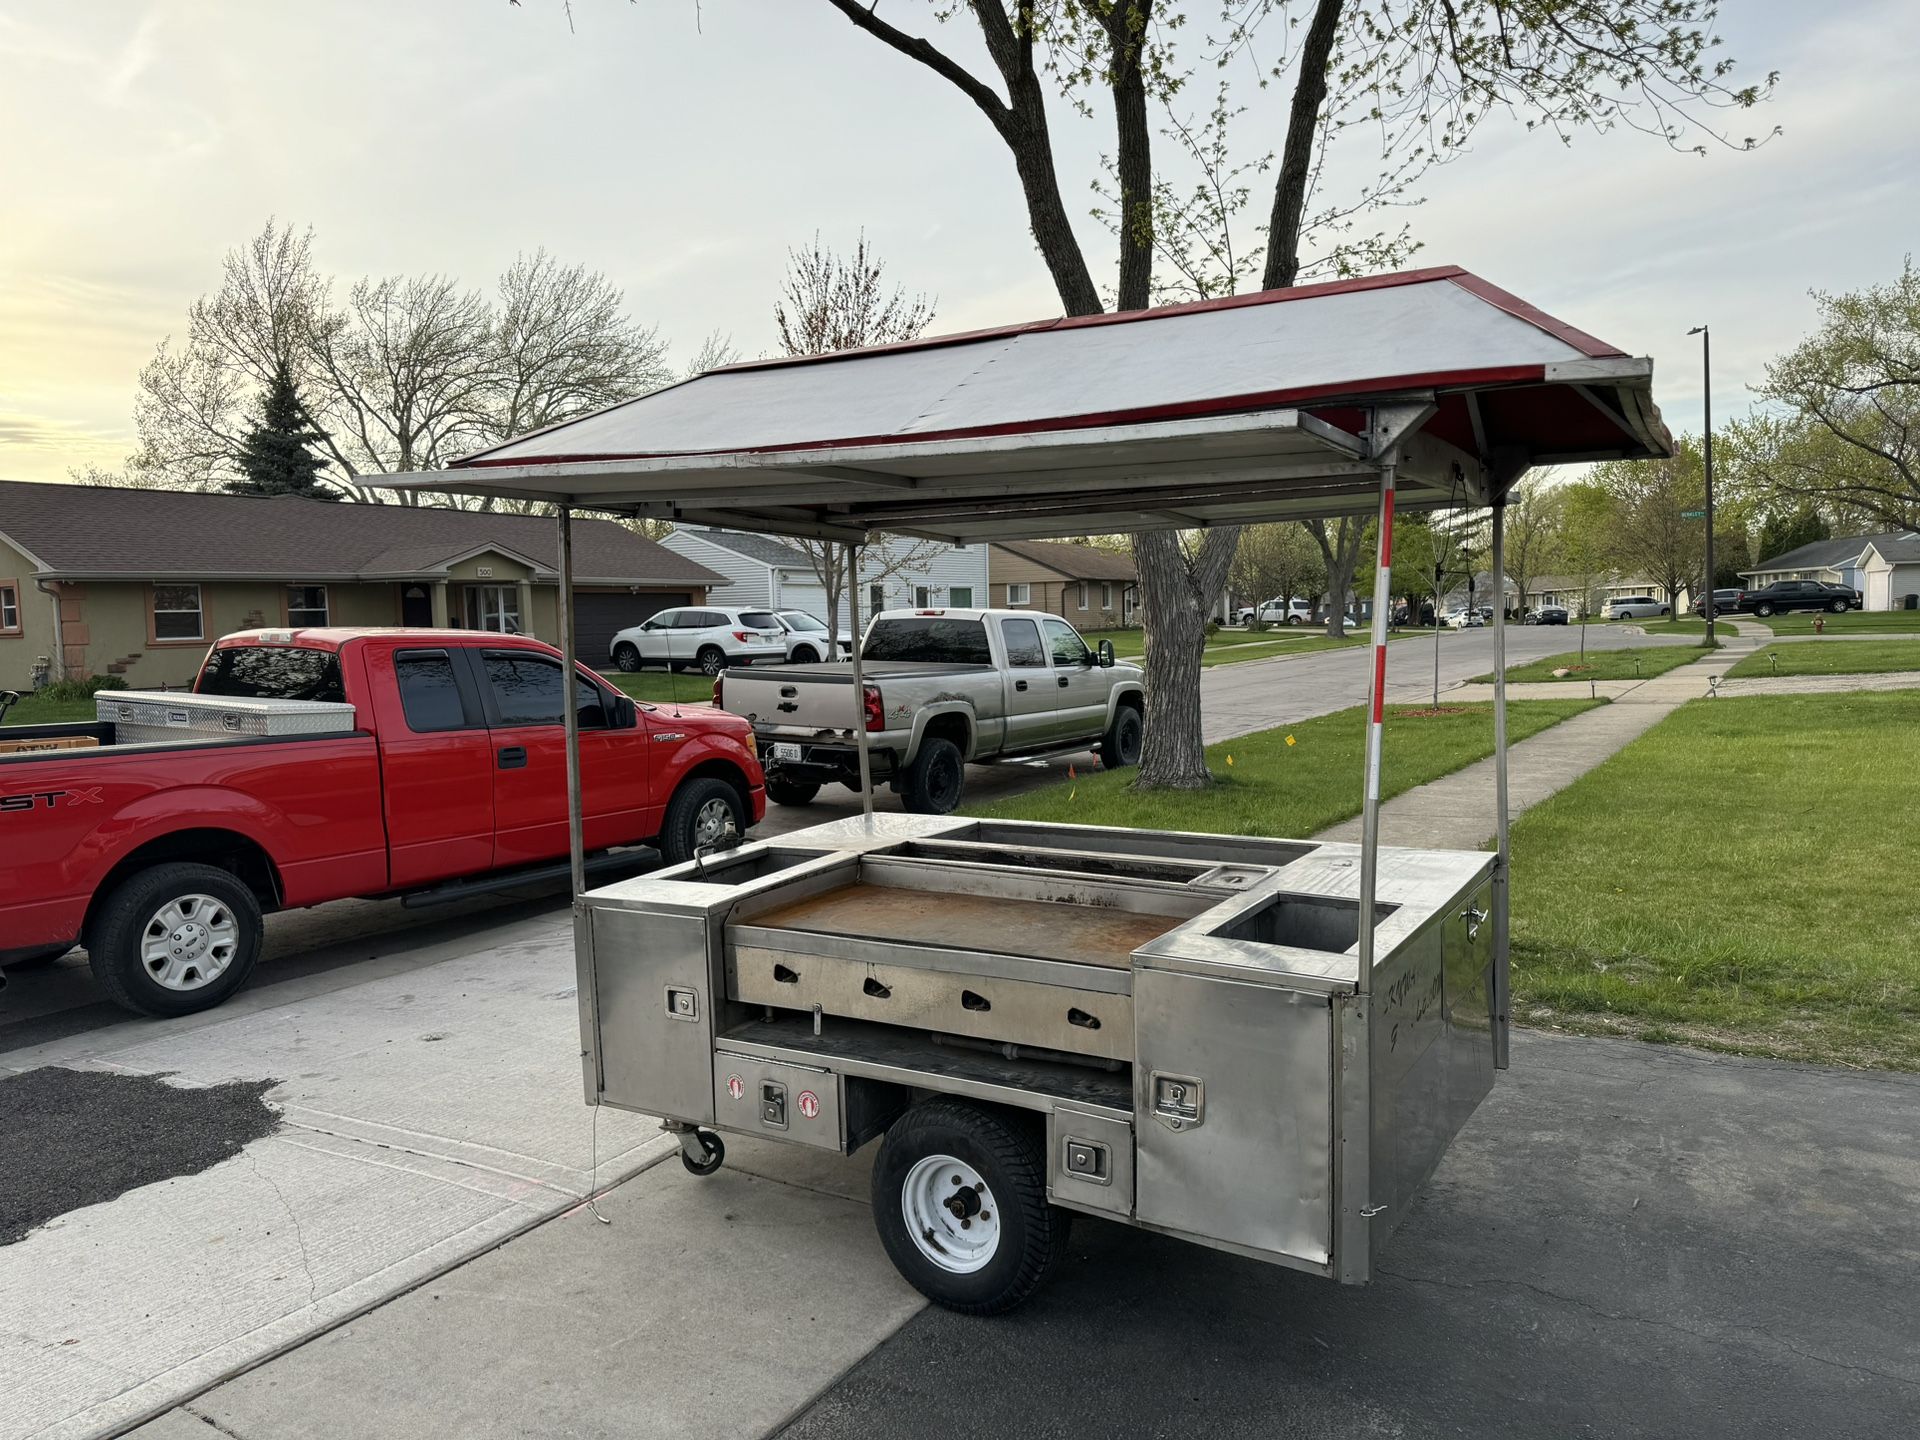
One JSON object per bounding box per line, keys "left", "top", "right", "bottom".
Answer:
{"left": 773, "top": 610, "right": 853, "bottom": 663}
{"left": 1235, "top": 597, "right": 1314, "bottom": 626}
{"left": 1738, "top": 580, "right": 1861, "bottom": 617}
{"left": 1604, "top": 595, "right": 1671, "bottom": 620}
{"left": 609, "top": 606, "right": 787, "bottom": 675}
{"left": 717, "top": 608, "right": 1145, "bottom": 814}
{"left": 1690, "top": 587, "right": 1746, "bottom": 617}
{"left": 1525, "top": 606, "right": 1569, "bottom": 625}
{"left": 0, "top": 629, "right": 766, "bottom": 1016}
{"left": 1444, "top": 609, "right": 1485, "bottom": 629}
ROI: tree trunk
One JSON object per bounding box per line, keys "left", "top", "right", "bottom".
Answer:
{"left": 1133, "top": 530, "right": 1217, "bottom": 789}
{"left": 1308, "top": 517, "right": 1364, "bottom": 637}
{"left": 1261, "top": 0, "right": 1346, "bottom": 290}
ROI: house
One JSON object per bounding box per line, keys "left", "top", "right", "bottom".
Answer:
{"left": 1859, "top": 533, "right": 1920, "bottom": 611}
{"left": 0, "top": 479, "right": 726, "bottom": 688}
{"left": 659, "top": 526, "right": 989, "bottom": 631}
{"left": 988, "top": 540, "right": 1138, "bottom": 627}
{"left": 1521, "top": 573, "right": 1693, "bottom": 616}
{"left": 1742, "top": 531, "right": 1920, "bottom": 610}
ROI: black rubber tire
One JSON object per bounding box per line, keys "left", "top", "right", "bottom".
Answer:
{"left": 89, "top": 862, "right": 263, "bottom": 1018}
{"left": 1099, "top": 705, "right": 1144, "bottom": 770}
{"left": 2, "top": 944, "right": 72, "bottom": 971}
{"left": 901, "top": 736, "right": 965, "bottom": 815}
{"left": 1286, "top": 615, "right": 1302, "bottom": 626}
{"left": 765, "top": 776, "right": 821, "bottom": 807}
{"left": 871, "top": 1098, "right": 1070, "bottom": 1315}
{"left": 791, "top": 645, "right": 821, "bottom": 663}
{"left": 1755, "top": 602, "right": 1775, "bottom": 617}
{"left": 613, "top": 643, "right": 642, "bottom": 673}
{"left": 697, "top": 646, "right": 728, "bottom": 676}
{"left": 658, "top": 775, "right": 745, "bottom": 865}
{"left": 1829, "top": 599, "right": 1848, "bottom": 613}
{"left": 680, "top": 1130, "right": 725, "bottom": 1176}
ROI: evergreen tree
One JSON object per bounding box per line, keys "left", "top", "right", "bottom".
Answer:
{"left": 1755, "top": 505, "right": 1830, "bottom": 564}
{"left": 228, "top": 366, "right": 334, "bottom": 500}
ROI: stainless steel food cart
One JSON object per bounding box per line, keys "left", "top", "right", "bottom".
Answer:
{"left": 372, "top": 266, "right": 1671, "bottom": 1311}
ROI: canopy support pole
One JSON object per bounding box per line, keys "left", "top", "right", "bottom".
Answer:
{"left": 1490, "top": 498, "right": 1512, "bottom": 1069}
{"left": 844, "top": 540, "right": 875, "bottom": 828}
{"left": 557, "top": 504, "right": 586, "bottom": 898}
{"left": 1355, "top": 456, "right": 1397, "bottom": 997}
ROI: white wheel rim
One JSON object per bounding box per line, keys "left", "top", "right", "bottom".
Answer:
{"left": 901, "top": 1154, "right": 1000, "bottom": 1274}
{"left": 140, "top": 893, "right": 239, "bottom": 991}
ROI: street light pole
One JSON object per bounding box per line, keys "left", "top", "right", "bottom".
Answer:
{"left": 1690, "top": 324, "right": 1715, "bottom": 644}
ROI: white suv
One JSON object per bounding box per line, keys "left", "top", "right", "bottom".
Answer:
{"left": 1604, "top": 595, "right": 1671, "bottom": 620}
{"left": 774, "top": 610, "right": 853, "bottom": 663}
{"left": 609, "top": 606, "right": 787, "bottom": 675}
{"left": 1235, "top": 597, "right": 1315, "bottom": 626}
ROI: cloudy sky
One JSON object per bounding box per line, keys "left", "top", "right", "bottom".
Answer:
{"left": 1, "top": 0, "right": 1913, "bottom": 486}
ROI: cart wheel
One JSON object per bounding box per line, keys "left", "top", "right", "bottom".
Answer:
{"left": 870, "top": 1098, "right": 1070, "bottom": 1315}
{"left": 680, "top": 1129, "right": 726, "bottom": 1177}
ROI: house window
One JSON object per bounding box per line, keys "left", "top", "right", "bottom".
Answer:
{"left": 1007, "top": 583, "right": 1032, "bottom": 606}
{"left": 151, "top": 583, "right": 204, "bottom": 641}
{"left": 1077, "top": 581, "right": 1089, "bottom": 610}
{"left": 915, "top": 585, "right": 933, "bottom": 607}
{"left": 949, "top": 586, "right": 974, "bottom": 607}
{"left": 463, "top": 583, "right": 522, "bottom": 634}
{"left": 286, "top": 585, "right": 329, "bottom": 627}
{"left": 1101, "top": 582, "right": 1113, "bottom": 609}
{"left": 869, "top": 583, "right": 885, "bottom": 615}
{"left": 0, "top": 580, "right": 19, "bottom": 636}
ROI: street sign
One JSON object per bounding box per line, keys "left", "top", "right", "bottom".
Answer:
{"left": 1680, "top": 509, "right": 1707, "bottom": 519}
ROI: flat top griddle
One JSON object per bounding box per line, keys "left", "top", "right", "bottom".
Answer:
{"left": 743, "top": 882, "right": 1189, "bottom": 971}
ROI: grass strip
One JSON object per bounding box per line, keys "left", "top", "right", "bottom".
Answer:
{"left": 1510, "top": 691, "right": 1920, "bottom": 1069}
{"left": 1476, "top": 645, "right": 1711, "bottom": 684}
{"left": 971, "top": 699, "right": 1599, "bottom": 837}
{"left": 1725, "top": 640, "right": 1920, "bottom": 679}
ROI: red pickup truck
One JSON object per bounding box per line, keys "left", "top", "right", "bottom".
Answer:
{"left": 0, "top": 628, "right": 765, "bottom": 1017}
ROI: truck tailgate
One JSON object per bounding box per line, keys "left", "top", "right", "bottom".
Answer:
{"left": 720, "top": 663, "right": 986, "bottom": 731}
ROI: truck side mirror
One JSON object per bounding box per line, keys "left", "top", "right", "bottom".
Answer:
{"left": 611, "top": 695, "right": 638, "bottom": 728}
{"left": 1097, "top": 639, "right": 1115, "bottom": 668}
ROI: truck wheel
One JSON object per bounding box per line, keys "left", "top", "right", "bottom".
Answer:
{"left": 1754, "top": 602, "right": 1775, "bottom": 617}
{"left": 697, "top": 646, "right": 728, "bottom": 676}
{"left": 871, "top": 1098, "right": 1070, "bottom": 1315}
{"left": 1829, "top": 598, "right": 1848, "bottom": 613}
{"left": 766, "top": 776, "right": 820, "bottom": 807}
{"left": 659, "top": 776, "right": 744, "bottom": 865}
{"left": 89, "top": 863, "right": 263, "bottom": 1018}
{"left": 613, "top": 643, "right": 642, "bottom": 673}
{"left": 1098, "top": 705, "right": 1144, "bottom": 770}
{"left": 2, "top": 944, "right": 71, "bottom": 971}
{"left": 901, "top": 736, "right": 965, "bottom": 815}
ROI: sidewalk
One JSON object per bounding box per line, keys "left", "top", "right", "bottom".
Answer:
{"left": 1316, "top": 642, "right": 1738, "bottom": 848}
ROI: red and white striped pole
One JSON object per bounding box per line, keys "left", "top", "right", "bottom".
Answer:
{"left": 1355, "top": 456, "right": 1396, "bottom": 996}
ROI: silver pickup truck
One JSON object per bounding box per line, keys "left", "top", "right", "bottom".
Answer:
{"left": 715, "top": 608, "right": 1146, "bottom": 814}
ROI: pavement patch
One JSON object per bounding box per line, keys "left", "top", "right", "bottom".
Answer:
{"left": 0, "top": 1067, "right": 280, "bottom": 1246}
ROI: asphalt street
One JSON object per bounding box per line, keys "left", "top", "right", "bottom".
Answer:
{"left": 0, "top": 622, "right": 1687, "bottom": 1066}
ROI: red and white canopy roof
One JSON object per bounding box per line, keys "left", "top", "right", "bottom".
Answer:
{"left": 383, "top": 266, "right": 1670, "bottom": 542}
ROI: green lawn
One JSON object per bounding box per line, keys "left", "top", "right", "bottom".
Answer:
{"left": 971, "top": 699, "right": 1600, "bottom": 837}
{"left": 1476, "top": 645, "right": 1712, "bottom": 684}
{"left": 1510, "top": 691, "right": 1920, "bottom": 1069}
{"left": 608, "top": 672, "right": 720, "bottom": 705}
{"left": 1725, "top": 641, "right": 1920, "bottom": 679}
{"left": 1746, "top": 610, "right": 1920, "bottom": 636}
{"left": 1, "top": 692, "right": 98, "bottom": 726}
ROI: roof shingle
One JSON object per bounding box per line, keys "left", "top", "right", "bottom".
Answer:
{"left": 993, "top": 539, "right": 1137, "bottom": 581}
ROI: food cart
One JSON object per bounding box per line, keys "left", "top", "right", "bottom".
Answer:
{"left": 373, "top": 266, "right": 1670, "bottom": 1312}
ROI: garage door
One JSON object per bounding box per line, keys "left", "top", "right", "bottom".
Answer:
{"left": 573, "top": 592, "right": 689, "bottom": 665}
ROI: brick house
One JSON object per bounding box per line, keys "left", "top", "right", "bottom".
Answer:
{"left": 0, "top": 479, "right": 725, "bottom": 688}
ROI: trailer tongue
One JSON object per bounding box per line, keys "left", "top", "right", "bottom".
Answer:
{"left": 368, "top": 265, "right": 1673, "bottom": 1312}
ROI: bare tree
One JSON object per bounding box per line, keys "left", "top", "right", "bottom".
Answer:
{"left": 784, "top": 0, "right": 1772, "bottom": 789}
{"left": 776, "top": 231, "right": 936, "bottom": 355}
{"left": 1593, "top": 438, "right": 1707, "bottom": 615}
{"left": 127, "top": 220, "right": 680, "bottom": 504}
{"left": 1230, "top": 522, "right": 1327, "bottom": 620}
{"left": 682, "top": 329, "right": 741, "bottom": 378}
{"left": 1500, "top": 478, "right": 1565, "bottom": 620}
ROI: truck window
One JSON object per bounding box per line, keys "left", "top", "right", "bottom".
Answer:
{"left": 999, "top": 618, "right": 1047, "bottom": 668}
{"left": 197, "top": 645, "right": 346, "bottom": 703}
{"left": 482, "top": 652, "right": 609, "bottom": 729}
{"left": 862, "top": 617, "right": 992, "bottom": 665}
{"left": 394, "top": 652, "right": 471, "bottom": 732}
{"left": 1041, "top": 618, "right": 1091, "bottom": 667}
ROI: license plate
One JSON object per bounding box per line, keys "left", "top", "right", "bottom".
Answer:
{"left": 771, "top": 742, "right": 803, "bottom": 762}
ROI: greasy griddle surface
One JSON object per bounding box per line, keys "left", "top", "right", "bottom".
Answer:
{"left": 743, "top": 882, "right": 1185, "bottom": 970}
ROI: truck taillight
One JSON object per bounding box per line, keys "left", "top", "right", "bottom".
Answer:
{"left": 712, "top": 675, "right": 724, "bottom": 707}
{"left": 863, "top": 684, "right": 884, "bottom": 732}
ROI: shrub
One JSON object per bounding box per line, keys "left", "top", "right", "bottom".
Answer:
{"left": 37, "top": 675, "right": 130, "bottom": 702}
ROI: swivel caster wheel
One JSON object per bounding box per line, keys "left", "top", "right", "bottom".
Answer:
{"left": 679, "top": 1128, "right": 726, "bottom": 1177}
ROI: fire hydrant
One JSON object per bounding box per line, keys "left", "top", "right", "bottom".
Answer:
{"left": 1814, "top": 616, "right": 1826, "bottom": 635}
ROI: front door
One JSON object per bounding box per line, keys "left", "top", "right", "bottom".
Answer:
{"left": 472, "top": 647, "right": 653, "bottom": 866}
{"left": 400, "top": 586, "right": 434, "bottom": 627}
{"left": 1041, "top": 618, "right": 1108, "bottom": 741}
